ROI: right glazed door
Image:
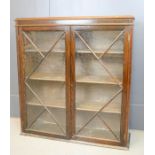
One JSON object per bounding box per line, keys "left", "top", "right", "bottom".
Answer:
{"left": 71, "top": 26, "right": 127, "bottom": 144}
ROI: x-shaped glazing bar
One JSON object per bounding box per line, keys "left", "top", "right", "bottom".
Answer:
{"left": 99, "top": 30, "right": 125, "bottom": 59}
{"left": 22, "top": 31, "right": 45, "bottom": 58}
{"left": 25, "top": 82, "right": 65, "bottom": 134}
{"left": 75, "top": 31, "right": 122, "bottom": 87}
{"left": 76, "top": 88, "right": 122, "bottom": 135}
{"left": 27, "top": 109, "right": 46, "bottom": 129}
{"left": 24, "top": 32, "right": 65, "bottom": 80}
{"left": 23, "top": 31, "right": 66, "bottom": 134}
{"left": 97, "top": 114, "right": 119, "bottom": 141}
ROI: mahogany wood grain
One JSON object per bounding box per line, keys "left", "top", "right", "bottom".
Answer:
{"left": 16, "top": 27, "right": 27, "bottom": 131}
{"left": 120, "top": 26, "right": 133, "bottom": 146}
{"left": 16, "top": 16, "right": 134, "bottom": 27}
{"left": 16, "top": 16, "right": 134, "bottom": 148}
{"left": 70, "top": 28, "right": 76, "bottom": 136}
{"left": 65, "top": 26, "right": 72, "bottom": 139}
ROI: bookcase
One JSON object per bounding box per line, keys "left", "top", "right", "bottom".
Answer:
{"left": 16, "top": 16, "right": 134, "bottom": 148}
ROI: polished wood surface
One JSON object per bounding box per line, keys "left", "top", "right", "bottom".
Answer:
{"left": 16, "top": 27, "right": 27, "bottom": 131}
{"left": 16, "top": 16, "right": 134, "bottom": 148}
{"left": 16, "top": 16, "right": 135, "bottom": 20}
{"left": 16, "top": 16, "right": 134, "bottom": 26}
{"left": 120, "top": 26, "right": 133, "bottom": 146}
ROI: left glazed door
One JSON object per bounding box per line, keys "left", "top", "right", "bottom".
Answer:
{"left": 17, "top": 26, "right": 71, "bottom": 138}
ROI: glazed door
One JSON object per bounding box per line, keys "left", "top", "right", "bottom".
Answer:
{"left": 71, "top": 26, "right": 130, "bottom": 145}
{"left": 18, "top": 26, "right": 71, "bottom": 138}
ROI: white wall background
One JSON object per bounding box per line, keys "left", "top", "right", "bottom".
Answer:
{"left": 10, "top": 0, "right": 144, "bottom": 130}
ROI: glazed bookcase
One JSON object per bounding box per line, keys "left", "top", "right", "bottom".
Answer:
{"left": 16, "top": 16, "right": 134, "bottom": 148}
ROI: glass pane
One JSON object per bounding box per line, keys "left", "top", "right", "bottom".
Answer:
{"left": 75, "top": 30, "right": 124, "bottom": 141}
{"left": 23, "top": 30, "right": 66, "bottom": 135}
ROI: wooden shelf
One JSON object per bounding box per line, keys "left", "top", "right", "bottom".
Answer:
{"left": 76, "top": 75, "right": 121, "bottom": 85}
{"left": 27, "top": 100, "right": 66, "bottom": 109}
{"left": 77, "top": 101, "right": 121, "bottom": 114}
{"left": 76, "top": 128, "right": 120, "bottom": 141}
{"left": 27, "top": 100, "right": 121, "bottom": 114}
{"left": 25, "top": 49, "right": 65, "bottom": 53}
{"left": 76, "top": 49, "right": 123, "bottom": 55}
{"left": 29, "top": 72, "right": 120, "bottom": 85}
{"left": 25, "top": 49, "right": 123, "bottom": 55}
{"left": 29, "top": 72, "right": 65, "bottom": 82}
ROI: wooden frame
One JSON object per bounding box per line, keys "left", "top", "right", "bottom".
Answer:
{"left": 70, "top": 25, "right": 133, "bottom": 146}
{"left": 16, "top": 16, "right": 134, "bottom": 148}
{"left": 16, "top": 25, "right": 71, "bottom": 139}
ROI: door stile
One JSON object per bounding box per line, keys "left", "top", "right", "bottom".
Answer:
{"left": 18, "top": 25, "right": 72, "bottom": 138}
{"left": 70, "top": 27, "right": 76, "bottom": 137}
{"left": 65, "top": 26, "right": 72, "bottom": 139}
{"left": 16, "top": 26, "right": 27, "bottom": 131}
{"left": 70, "top": 25, "right": 127, "bottom": 146}
{"left": 120, "top": 26, "right": 133, "bottom": 146}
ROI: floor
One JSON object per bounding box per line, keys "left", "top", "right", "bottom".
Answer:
{"left": 10, "top": 118, "right": 144, "bottom": 155}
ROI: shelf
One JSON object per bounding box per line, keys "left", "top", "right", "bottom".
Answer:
{"left": 25, "top": 49, "right": 123, "bottom": 55}
{"left": 29, "top": 72, "right": 120, "bottom": 85}
{"left": 27, "top": 109, "right": 66, "bottom": 135}
{"left": 27, "top": 100, "right": 121, "bottom": 114}
{"left": 25, "top": 49, "right": 65, "bottom": 53}
{"left": 76, "top": 49, "right": 123, "bottom": 55}
{"left": 76, "top": 101, "right": 121, "bottom": 114}
{"left": 76, "top": 128, "right": 120, "bottom": 141}
{"left": 29, "top": 72, "right": 65, "bottom": 82}
{"left": 27, "top": 100, "right": 66, "bottom": 109}
{"left": 76, "top": 75, "right": 121, "bottom": 85}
